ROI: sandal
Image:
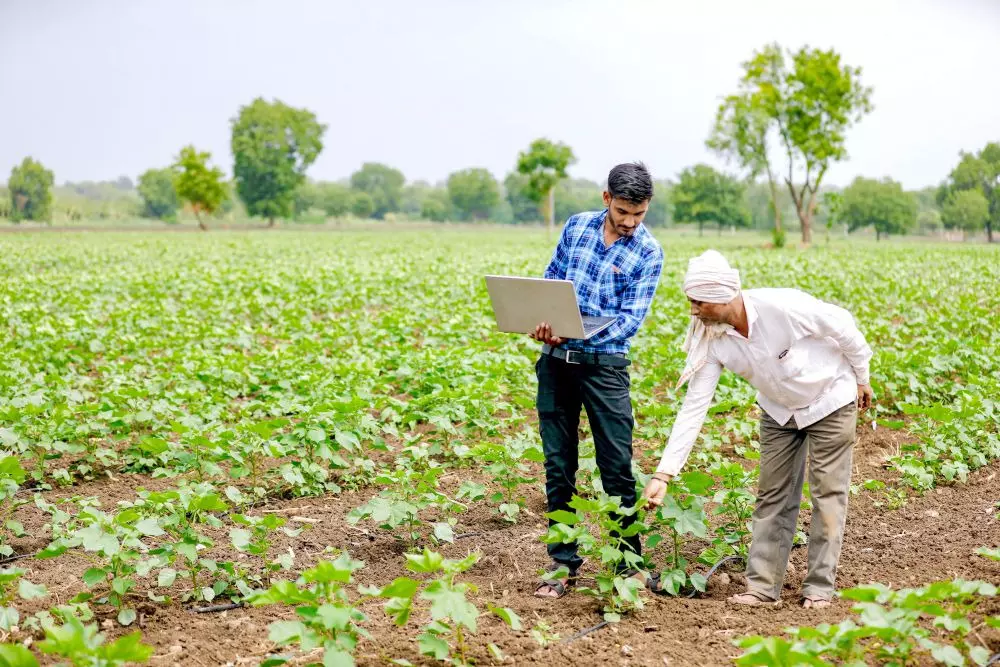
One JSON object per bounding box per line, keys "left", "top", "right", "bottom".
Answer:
{"left": 534, "top": 561, "right": 581, "bottom": 599}
{"left": 801, "top": 595, "right": 832, "bottom": 609}
{"left": 614, "top": 569, "right": 670, "bottom": 596}
{"left": 727, "top": 590, "right": 781, "bottom": 606}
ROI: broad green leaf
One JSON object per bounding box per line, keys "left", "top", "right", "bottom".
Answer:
{"left": 82, "top": 568, "right": 108, "bottom": 588}
{"left": 268, "top": 621, "right": 305, "bottom": 645}
{"left": 417, "top": 632, "right": 450, "bottom": 660}
{"left": 488, "top": 605, "right": 523, "bottom": 630}
{"left": 545, "top": 510, "right": 579, "bottom": 525}
{"left": 322, "top": 647, "right": 355, "bottom": 667}
{"left": 17, "top": 579, "right": 47, "bottom": 600}
{"left": 0, "top": 643, "right": 39, "bottom": 667}
{"left": 135, "top": 518, "right": 164, "bottom": 537}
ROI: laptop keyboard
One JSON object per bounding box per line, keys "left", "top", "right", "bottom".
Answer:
{"left": 582, "top": 316, "right": 614, "bottom": 336}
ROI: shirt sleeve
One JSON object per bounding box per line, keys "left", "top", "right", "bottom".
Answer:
{"left": 790, "top": 294, "right": 873, "bottom": 385}
{"left": 543, "top": 217, "right": 574, "bottom": 280}
{"left": 585, "top": 245, "right": 664, "bottom": 346}
{"left": 654, "top": 356, "right": 723, "bottom": 476}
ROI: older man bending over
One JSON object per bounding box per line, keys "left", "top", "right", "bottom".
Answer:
{"left": 642, "top": 250, "right": 873, "bottom": 608}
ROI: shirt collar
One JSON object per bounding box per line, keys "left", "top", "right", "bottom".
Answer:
{"left": 595, "top": 208, "right": 640, "bottom": 247}
{"left": 724, "top": 292, "right": 755, "bottom": 338}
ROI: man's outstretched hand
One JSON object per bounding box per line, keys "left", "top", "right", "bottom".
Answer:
{"left": 529, "top": 322, "right": 564, "bottom": 346}
{"left": 641, "top": 473, "right": 671, "bottom": 508}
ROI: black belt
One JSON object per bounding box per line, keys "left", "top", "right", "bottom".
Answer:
{"left": 541, "top": 344, "right": 630, "bottom": 367}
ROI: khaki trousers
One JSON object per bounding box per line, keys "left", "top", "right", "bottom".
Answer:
{"left": 745, "top": 401, "right": 857, "bottom": 600}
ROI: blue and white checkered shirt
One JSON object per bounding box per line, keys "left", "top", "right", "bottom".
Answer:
{"left": 543, "top": 209, "right": 664, "bottom": 355}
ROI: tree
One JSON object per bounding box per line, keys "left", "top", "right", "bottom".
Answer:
{"left": 349, "top": 163, "right": 405, "bottom": 219}
{"left": 708, "top": 43, "right": 873, "bottom": 244}
{"left": 293, "top": 181, "right": 320, "bottom": 217}
{"left": 553, "top": 178, "right": 605, "bottom": 224}
{"left": 231, "top": 97, "right": 326, "bottom": 227}
{"left": 446, "top": 168, "right": 500, "bottom": 221}
{"left": 836, "top": 177, "right": 917, "bottom": 241}
{"left": 421, "top": 190, "right": 451, "bottom": 222}
{"left": 8, "top": 157, "right": 55, "bottom": 222}
{"left": 516, "top": 138, "right": 576, "bottom": 232}
{"left": 709, "top": 89, "right": 783, "bottom": 234}
{"left": 671, "top": 164, "right": 750, "bottom": 236}
{"left": 317, "top": 182, "right": 352, "bottom": 217}
{"left": 137, "top": 167, "right": 180, "bottom": 221}
{"left": 503, "top": 172, "right": 539, "bottom": 224}
{"left": 917, "top": 209, "right": 942, "bottom": 234}
{"left": 172, "top": 146, "right": 227, "bottom": 231}
{"left": 645, "top": 180, "right": 674, "bottom": 227}
{"left": 941, "top": 189, "right": 988, "bottom": 240}
{"left": 349, "top": 191, "right": 375, "bottom": 219}
{"left": 939, "top": 143, "right": 1000, "bottom": 242}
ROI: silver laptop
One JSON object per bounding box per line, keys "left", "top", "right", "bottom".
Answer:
{"left": 484, "top": 275, "right": 616, "bottom": 339}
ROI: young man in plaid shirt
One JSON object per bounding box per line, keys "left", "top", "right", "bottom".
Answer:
{"left": 531, "top": 162, "right": 664, "bottom": 598}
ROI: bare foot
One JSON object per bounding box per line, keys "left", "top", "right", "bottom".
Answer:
{"left": 727, "top": 591, "right": 781, "bottom": 606}
{"left": 802, "top": 596, "right": 831, "bottom": 609}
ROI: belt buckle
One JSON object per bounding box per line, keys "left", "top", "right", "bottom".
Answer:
{"left": 564, "top": 350, "right": 583, "bottom": 365}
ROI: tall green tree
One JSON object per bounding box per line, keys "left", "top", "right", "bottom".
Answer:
{"left": 938, "top": 143, "right": 999, "bottom": 242}
{"left": 421, "top": 189, "right": 452, "bottom": 222}
{"left": 552, "top": 178, "right": 605, "bottom": 224}
{"left": 516, "top": 138, "right": 575, "bottom": 232}
{"left": 645, "top": 180, "right": 674, "bottom": 227}
{"left": 708, "top": 43, "right": 873, "bottom": 244}
{"left": 137, "top": 167, "right": 180, "bottom": 221}
{"left": 173, "top": 146, "right": 228, "bottom": 231}
{"left": 349, "top": 191, "right": 375, "bottom": 219}
{"left": 671, "top": 164, "right": 750, "bottom": 236}
{"left": 231, "top": 97, "right": 326, "bottom": 227}
{"left": 836, "top": 177, "right": 917, "bottom": 241}
{"left": 503, "top": 172, "right": 538, "bottom": 224}
{"left": 941, "top": 189, "right": 989, "bottom": 239}
{"left": 316, "top": 182, "right": 352, "bottom": 217}
{"left": 447, "top": 168, "right": 500, "bottom": 221}
{"left": 8, "top": 157, "right": 55, "bottom": 223}
{"left": 349, "top": 163, "right": 405, "bottom": 219}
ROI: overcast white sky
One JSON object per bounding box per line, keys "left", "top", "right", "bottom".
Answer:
{"left": 1, "top": 0, "right": 998, "bottom": 189}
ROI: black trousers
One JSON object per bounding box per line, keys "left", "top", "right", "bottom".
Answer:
{"left": 535, "top": 352, "right": 640, "bottom": 571}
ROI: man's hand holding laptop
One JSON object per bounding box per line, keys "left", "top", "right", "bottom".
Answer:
{"left": 528, "top": 322, "right": 564, "bottom": 346}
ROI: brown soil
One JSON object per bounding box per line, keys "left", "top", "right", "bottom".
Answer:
{"left": 6, "top": 426, "right": 999, "bottom": 667}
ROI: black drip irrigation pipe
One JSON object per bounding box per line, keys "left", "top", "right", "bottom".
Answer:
{"left": 985, "top": 653, "right": 999, "bottom": 667}
{"left": 685, "top": 555, "right": 745, "bottom": 598}
{"left": 0, "top": 551, "right": 40, "bottom": 566}
{"left": 563, "top": 620, "right": 610, "bottom": 643}
{"left": 190, "top": 602, "right": 245, "bottom": 614}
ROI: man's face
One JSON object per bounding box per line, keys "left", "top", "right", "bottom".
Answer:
{"left": 603, "top": 192, "right": 648, "bottom": 237}
{"left": 688, "top": 297, "right": 729, "bottom": 324}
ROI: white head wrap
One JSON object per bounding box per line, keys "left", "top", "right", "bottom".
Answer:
{"left": 676, "top": 250, "right": 741, "bottom": 388}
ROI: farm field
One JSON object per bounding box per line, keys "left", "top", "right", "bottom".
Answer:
{"left": 1, "top": 228, "right": 998, "bottom": 666}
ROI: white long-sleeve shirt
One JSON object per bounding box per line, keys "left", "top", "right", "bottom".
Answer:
{"left": 655, "top": 288, "right": 873, "bottom": 476}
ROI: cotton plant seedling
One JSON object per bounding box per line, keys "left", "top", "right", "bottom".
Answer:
{"left": 249, "top": 552, "right": 368, "bottom": 667}
{"left": 0, "top": 456, "right": 29, "bottom": 558}
{"left": 363, "top": 549, "right": 519, "bottom": 666}
{"left": 347, "top": 465, "right": 465, "bottom": 547}
{"left": 466, "top": 431, "right": 543, "bottom": 523}
{"left": 645, "top": 471, "right": 713, "bottom": 597}
{"left": 735, "top": 579, "right": 998, "bottom": 667}
{"left": 542, "top": 493, "right": 649, "bottom": 621}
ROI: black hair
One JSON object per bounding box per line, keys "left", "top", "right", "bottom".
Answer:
{"left": 607, "top": 162, "right": 654, "bottom": 204}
